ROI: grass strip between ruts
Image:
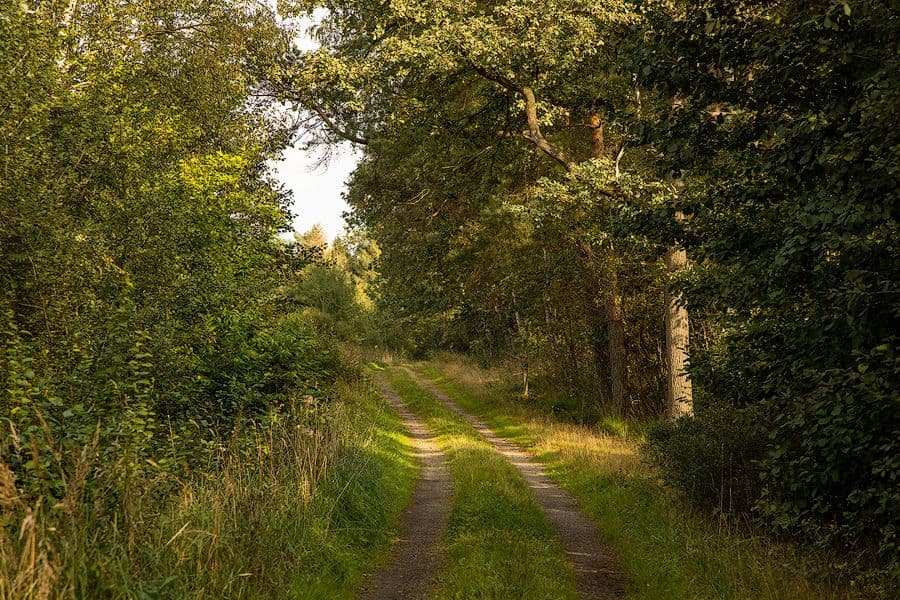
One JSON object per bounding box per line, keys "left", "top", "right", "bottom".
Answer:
{"left": 382, "top": 367, "right": 581, "bottom": 600}
{"left": 415, "top": 361, "right": 849, "bottom": 600}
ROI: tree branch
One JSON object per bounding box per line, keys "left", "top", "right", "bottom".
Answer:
{"left": 250, "top": 83, "right": 370, "bottom": 146}
{"left": 614, "top": 144, "right": 626, "bottom": 181}
{"left": 309, "top": 103, "right": 369, "bottom": 145}
{"left": 468, "top": 62, "right": 520, "bottom": 93}
{"left": 465, "top": 61, "right": 572, "bottom": 172}
{"left": 521, "top": 87, "right": 572, "bottom": 172}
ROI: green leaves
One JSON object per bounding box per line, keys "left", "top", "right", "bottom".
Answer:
{"left": 0, "top": 0, "right": 319, "bottom": 503}
{"left": 635, "top": 0, "right": 900, "bottom": 577}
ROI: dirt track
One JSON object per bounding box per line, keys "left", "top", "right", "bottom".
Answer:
{"left": 404, "top": 368, "right": 626, "bottom": 600}
{"left": 360, "top": 369, "right": 626, "bottom": 599}
{"left": 357, "top": 378, "right": 453, "bottom": 600}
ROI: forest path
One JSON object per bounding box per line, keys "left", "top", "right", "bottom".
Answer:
{"left": 404, "top": 367, "right": 627, "bottom": 600}
{"left": 357, "top": 376, "right": 454, "bottom": 600}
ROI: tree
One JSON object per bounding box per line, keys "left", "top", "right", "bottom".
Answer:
{"left": 295, "top": 223, "right": 330, "bottom": 249}
{"left": 275, "top": 0, "right": 688, "bottom": 415}
{"left": 637, "top": 0, "right": 899, "bottom": 568}
{"left": 1, "top": 0, "right": 297, "bottom": 494}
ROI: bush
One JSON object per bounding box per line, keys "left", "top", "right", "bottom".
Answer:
{"left": 0, "top": 372, "right": 416, "bottom": 599}
{"left": 644, "top": 404, "right": 768, "bottom": 513}
{"left": 756, "top": 345, "right": 900, "bottom": 583}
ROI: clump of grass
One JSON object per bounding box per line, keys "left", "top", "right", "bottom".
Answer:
{"left": 1, "top": 462, "right": 61, "bottom": 600}
{"left": 0, "top": 375, "right": 418, "bottom": 599}
{"left": 418, "top": 358, "right": 851, "bottom": 600}
{"left": 383, "top": 368, "right": 580, "bottom": 600}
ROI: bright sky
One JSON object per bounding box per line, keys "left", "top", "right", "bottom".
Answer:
{"left": 269, "top": 8, "right": 359, "bottom": 243}
{"left": 272, "top": 143, "right": 360, "bottom": 242}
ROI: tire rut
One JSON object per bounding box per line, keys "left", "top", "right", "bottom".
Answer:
{"left": 404, "top": 367, "right": 627, "bottom": 600}
{"left": 357, "top": 377, "right": 453, "bottom": 600}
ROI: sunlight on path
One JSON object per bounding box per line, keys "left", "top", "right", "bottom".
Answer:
{"left": 357, "top": 377, "right": 454, "bottom": 599}
{"left": 404, "top": 368, "right": 627, "bottom": 600}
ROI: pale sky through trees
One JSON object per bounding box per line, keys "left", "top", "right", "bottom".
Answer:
{"left": 273, "top": 143, "right": 358, "bottom": 242}
{"left": 271, "top": 8, "right": 356, "bottom": 243}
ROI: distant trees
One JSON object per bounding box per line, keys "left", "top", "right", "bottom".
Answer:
{"left": 288, "top": 226, "right": 381, "bottom": 342}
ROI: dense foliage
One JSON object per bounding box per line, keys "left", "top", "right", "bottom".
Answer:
{"left": 0, "top": 1, "right": 368, "bottom": 595}
{"left": 2, "top": 0, "right": 296, "bottom": 491}
{"left": 274, "top": 0, "right": 675, "bottom": 416}
{"left": 279, "top": 0, "right": 899, "bottom": 586}
{"left": 636, "top": 0, "right": 899, "bottom": 576}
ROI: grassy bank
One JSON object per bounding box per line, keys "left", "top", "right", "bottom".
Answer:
{"left": 0, "top": 374, "right": 417, "bottom": 599}
{"left": 381, "top": 366, "right": 580, "bottom": 599}
{"left": 415, "top": 358, "right": 851, "bottom": 600}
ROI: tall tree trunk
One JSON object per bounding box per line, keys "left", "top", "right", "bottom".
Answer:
{"left": 605, "top": 265, "right": 627, "bottom": 415}
{"left": 579, "top": 237, "right": 627, "bottom": 415}
{"left": 587, "top": 112, "right": 626, "bottom": 414}
{"left": 664, "top": 232, "right": 693, "bottom": 420}
{"left": 512, "top": 290, "right": 529, "bottom": 398}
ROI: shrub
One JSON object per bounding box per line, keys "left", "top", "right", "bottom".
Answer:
{"left": 756, "top": 345, "right": 900, "bottom": 584}
{"left": 643, "top": 404, "right": 768, "bottom": 513}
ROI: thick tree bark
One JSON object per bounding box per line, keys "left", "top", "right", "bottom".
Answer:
{"left": 588, "top": 113, "right": 604, "bottom": 158}
{"left": 664, "top": 231, "right": 693, "bottom": 420}
{"left": 521, "top": 87, "right": 572, "bottom": 170}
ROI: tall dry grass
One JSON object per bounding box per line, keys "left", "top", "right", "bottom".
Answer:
{"left": 0, "top": 378, "right": 384, "bottom": 599}
{"left": 1, "top": 460, "right": 57, "bottom": 600}
{"left": 426, "top": 355, "right": 642, "bottom": 475}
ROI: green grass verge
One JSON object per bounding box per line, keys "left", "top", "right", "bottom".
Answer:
{"left": 415, "top": 361, "right": 849, "bottom": 600}
{"left": 283, "top": 378, "right": 420, "bottom": 598}
{"left": 382, "top": 367, "right": 580, "bottom": 600}
{"left": 115, "top": 376, "right": 418, "bottom": 599}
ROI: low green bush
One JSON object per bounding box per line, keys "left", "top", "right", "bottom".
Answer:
{"left": 755, "top": 348, "right": 900, "bottom": 590}
{"left": 645, "top": 385, "right": 900, "bottom": 595}
{"left": 643, "top": 404, "right": 767, "bottom": 514}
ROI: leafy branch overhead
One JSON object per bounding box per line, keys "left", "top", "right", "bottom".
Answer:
{"left": 277, "top": 0, "right": 638, "bottom": 162}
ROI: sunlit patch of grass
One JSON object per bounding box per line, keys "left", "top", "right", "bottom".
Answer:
{"left": 383, "top": 369, "right": 581, "bottom": 600}
{"left": 417, "top": 358, "right": 851, "bottom": 600}
{"left": 340, "top": 343, "right": 403, "bottom": 370}
{"left": 531, "top": 426, "right": 641, "bottom": 477}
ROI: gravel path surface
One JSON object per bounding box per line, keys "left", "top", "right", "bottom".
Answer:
{"left": 357, "top": 377, "right": 454, "bottom": 600}
{"left": 405, "top": 368, "right": 627, "bottom": 600}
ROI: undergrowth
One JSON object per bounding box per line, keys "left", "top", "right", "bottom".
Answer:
{"left": 0, "top": 375, "right": 417, "bottom": 599}
{"left": 417, "top": 357, "right": 859, "bottom": 600}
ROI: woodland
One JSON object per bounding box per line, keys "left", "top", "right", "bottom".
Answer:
{"left": 1, "top": 0, "right": 897, "bottom": 598}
